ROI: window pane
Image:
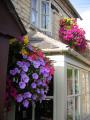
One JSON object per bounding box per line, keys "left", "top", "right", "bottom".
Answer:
{"left": 41, "top": 15, "right": 49, "bottom": 29}
{"left": 35, "top": 99, "right": 53, "bottom": 120}
{"left": 31, "top": 0, "right": 37, "bottom": 9}
{"left": 86, "top": 73, "right": 89, "bottom": 93}
{"left": 47, "top": 76, "right": 53, "bottom": 96}
{"left": 75, "top": 97, "right": 80, "bottom": 120}
{"left": 15, "top": 104, "right": 32, "bottom": 120}
{"left": 67, "top": 97, "right": 74, "bottom": 120}
{"left": 81, "top": 72, "right": 86, "bottom": 94}
{"left": 41, "top": 1, "right": 49, "bottom": 15}
{"left": 31, "top": 10, "right": 37, "bottom": 25}
{"left": 67, "top": 69, "right": 73, "bottom": 95}
{"left": 75, "top": 69, "right": 80, "bottom": 94}
{"left": 81, "top": 95, "right": 87, "bottom": 119}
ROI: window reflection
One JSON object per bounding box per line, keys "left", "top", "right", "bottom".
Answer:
{"left": 15, "top": 104, "right": 32, "bottom": 120}
{"left": 35, "top": 100, "right": 53, "bottom": 120}
{"left": 75, "top": 97, "right": 80, "bottom": 120}
{"left": 67, "top": 69, "right": 73, "bottom": 95}
{"left": 67, "top": 97, "right": 74, "bottom": 120}
{"left": 41, "top": 1, "right": 49, "bottom": 29}
{"left": 75, "top": 69, "right": 79, "bottom": 94}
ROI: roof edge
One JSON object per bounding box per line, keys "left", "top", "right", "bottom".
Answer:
{"left": 66, "top": 0, "right": 82, "bottom": 20}
{"left": 42, "top": 48, "right": 90, "bottom": 66}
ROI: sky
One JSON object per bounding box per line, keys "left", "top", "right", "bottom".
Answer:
{"left": 69, "top": 0, "right": 90, "bottom": 40}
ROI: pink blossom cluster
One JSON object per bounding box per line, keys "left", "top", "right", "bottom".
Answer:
{"left": 59, "top": 18, "right": 87, "bottom": 52}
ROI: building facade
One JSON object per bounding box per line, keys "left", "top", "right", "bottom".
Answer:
{"left": 7, "top": 0, "right": 90, "bottom": 120}
{"left": 11, "top": 0, "right": 81, "bottom": 40}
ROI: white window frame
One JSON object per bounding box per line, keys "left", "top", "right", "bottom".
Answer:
{"left": 40, "top": 0, "right": 52, "bottom": 32}
{"left": 31, "top": 0, "right": 52, "bottom": 33}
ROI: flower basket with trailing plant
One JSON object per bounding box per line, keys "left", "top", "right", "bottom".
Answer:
{"left": 59, "top": 18, "right": 87, "bottom": 52}
{"left": 6, "top": 36, "right": 54, "bottom": 110}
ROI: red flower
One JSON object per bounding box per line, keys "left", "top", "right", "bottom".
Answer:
{"left": 37, "top": 50, "right": 45, "bottom": 58}
{"left": 50, "top": 66, "right": 54, "bottom": 75}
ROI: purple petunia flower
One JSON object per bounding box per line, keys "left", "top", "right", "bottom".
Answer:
{"left": 31, "top": 82, "right": 36, "bottom": 89}
{"left": 25, "top": 62, "right": 30, "bottom": 67}
{"left": 27, "top": 56, "right": 33, "bottom": 62}
{"left": 23, "top": 100, "right": 29, "bottom": 108}
{"left": 10, "top": 69, "right": 17, "bottom": 76}
{"left": 36, "top": 89, "right": 40, "bottom": 94}
{"left": 22, "top": 65, "right": 28, "bottom": 72}
{"left": 39, "top": 58, "right": 45, "bottom": 66}
{"left": 21, "top": 73, "right": 29, "bottom": 83}
{"left": 37, "top": 80, "right": 42, "bottom": 86}
{"left": 10, "top": 67, "right": 20, "bottom": 76}
{"left": 33, "top": 61, "right": 40, "bottom": 68}
{"left": 19, "top": 81, "right": 26, "bottom": 89}
{"left": 43, "top": 73, "right": 49, "bottom": 77}
{"left": 32, "top": 73, "right": 39, "bottom": 80}
{"left": 17, "top": 61, "right": 23, "bottom": 67}
{"left": 32, "top": 95, "right": 37, "bottom": 100}
{"left": 22, "top": 55, "right": 27, "bottom": 59}
{"left": 47, "top": 76, "right": 52, "bottom": 81}
{"left": 15, "top": 67, "right": 20, "bottom": 73}
{"left": 23, "top": 92, "right": 32, "bottom": 99}
{"left": 16, "top": 94, "right": 23, "bottom": 103}
{"left": 27, "top": 44, "right": 33, "bottom": 51}
{"left": 40, "top": 67, "right": 50, "bottom": 74}
{"left": 41, "top": 89, "right": 44, "bottom": 95}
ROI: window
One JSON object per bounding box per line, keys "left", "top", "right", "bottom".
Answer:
{"left": 31, "top": 0, "right": 51, "bottom": 32}
{"left": 80, "top": 71, "right": 90, "bottom": 119}
{"left": 67, "top": 66, "right": 90, "bottom": 120}
{"left": 67, "top": 67, "right": 80, "bottom": 120}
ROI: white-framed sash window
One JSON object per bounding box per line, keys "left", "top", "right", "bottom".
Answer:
{"left": 40, "top": 0, "right": 51, "bottom": 31}
{"left": 67, "top": 65, "right": 90, "bottom": 120}
{"left": 31, "top": 0, "right": 51, "bottom": 33}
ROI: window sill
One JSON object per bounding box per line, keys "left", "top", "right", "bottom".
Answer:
{"left": 30, "top": 24, "right": 52, "bottom": 37}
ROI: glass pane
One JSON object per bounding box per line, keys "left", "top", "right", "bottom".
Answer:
{"left": 86, "top": 94, "right": 90, "bottom": 114}
{"left": 67, "top": 68, "right": 73, "bottom": 95}
{"left": 81, "top": 72, "right": 86, "bottom": 94}
{"left": 31, "top": 0, "right": 37, "bottom": 9}
{"left": 75, "top": 97, "right": 80, "bottom": 120}
{"left": 86, "top": 73, "right": 89, "bottom": 93}
{"left": 67, "top": 97, "right": 74, "bottom": 120}
{"left": 47, "top": 76, "right": 53, "bottom": 96}
{"left": 41, "top": 15, "right": 49, "bottom": 29}
{"left": 31, "top": 10, "right": 37, "bottom": 25}
{"left": 35, "top": 99, "right": 53, "bottom": 120}
{"left": 81, "top": 95, "right": 87, "bottom": 118}
{"left": 75, "top": 69, "right": 79, "bottom": 94}
{"left": 15, "top": 104, "right": 32, "bottom": 120}
{"left": 41, "top": 1, "right": 49, "bottom": 15}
